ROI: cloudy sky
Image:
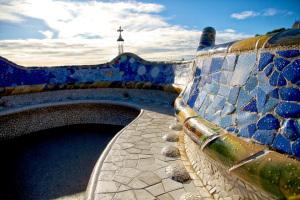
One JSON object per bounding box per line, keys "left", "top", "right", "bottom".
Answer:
{"left": 0, "top": 0, "right": 299, "bottom": 66}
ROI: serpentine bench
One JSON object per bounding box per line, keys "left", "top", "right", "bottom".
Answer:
{"left": 0, "top": 27, "right": 300, "bottom": 200}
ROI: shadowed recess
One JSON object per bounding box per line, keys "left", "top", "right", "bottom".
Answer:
{"left": 0, "top": 123, "right": 124, "bottom": 200}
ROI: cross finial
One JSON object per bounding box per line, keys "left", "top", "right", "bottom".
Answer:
{"left": 117, "top": 26, "right": 123, "bottom": 33}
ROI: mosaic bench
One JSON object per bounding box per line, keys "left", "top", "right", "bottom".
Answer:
{"left": 0, "top": 27, "right": 300, "bottom": 200}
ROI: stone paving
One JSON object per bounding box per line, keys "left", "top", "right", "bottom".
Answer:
{"left": 90, "top": 108, "right": 212, "bottom": 200}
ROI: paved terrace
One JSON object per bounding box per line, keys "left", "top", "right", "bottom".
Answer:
{"left": 0, "top": 89, "right": 211, "bottom": 200}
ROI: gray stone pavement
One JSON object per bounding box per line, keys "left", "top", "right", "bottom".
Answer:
{"left": 90, "top": 107, "right": 213, "bottom": 200}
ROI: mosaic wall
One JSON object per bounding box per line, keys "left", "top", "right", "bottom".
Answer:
{"left": 181, "top": 48, "right": 300, "bottom": 158}
{"left": 0, "top": 53, "right": 192, "bottom": 90}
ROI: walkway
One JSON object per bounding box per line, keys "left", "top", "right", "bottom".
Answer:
{"left": 86, "top": 95, "right": 212, "bottom": 200}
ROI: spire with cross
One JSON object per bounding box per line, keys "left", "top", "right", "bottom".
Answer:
{"left": 117, "top": 26, "right": 124, "bottom": 55}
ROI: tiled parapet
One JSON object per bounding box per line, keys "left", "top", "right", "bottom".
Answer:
{"left": 228, "top": 35, "right": 270, "bottom": 53}
{"left": 175, "top": 97, "right": 300, "bottom": 199}
{"left": 178, "top": 28, "right": 300, "bottom": 198}
{"left": 266, "top": 29, "right": 300, "bottom": 48}
{"left": 0, "top": 53, "right": 193, "bottom": 96}
{"left": 181, "top": 47, "right": 300, "bottom": 158}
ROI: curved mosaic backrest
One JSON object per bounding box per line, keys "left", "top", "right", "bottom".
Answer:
{"left": 0, "top": 53, "right": 193, "bottom": 95}
{"left": 182, "top": 39, "right": 300, "bottom": 158}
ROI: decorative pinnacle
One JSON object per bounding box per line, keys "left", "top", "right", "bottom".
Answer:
{"left": 117, "top": 26, "right": 124, "bottom": 42}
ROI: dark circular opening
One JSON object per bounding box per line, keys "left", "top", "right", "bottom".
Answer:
{"left": 0, "top": 123, "right": 123, "bottom": 200}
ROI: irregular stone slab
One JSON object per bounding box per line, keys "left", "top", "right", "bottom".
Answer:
{"left": 162, "top": 178, "right": 183, "bottom": 192}
{"left": 161, "top": 145, "right": 180, "bottom": 157}
{"left": 163, "top": 132, "right": 179, "bottom": 142}
{"left": 180, "top": 192, "right": 204, "bottom": 200}
{"left": 169, "top": 123, "right": 183, "bottom": 131}
{"left": 134, "top": 189, "right": 156, "bottom": 200}
{"left": 166, "top": 162, "right": 190, "bottom": 183}
{"left": 137, "top": 171, "right": 161, "bottom": 186}
{"left": 95, "top": 181, "right": 119, "bottom": 193}
{"left": 146, "top": 183, "right": 165, "bottom": 196}
{"left": 114, "top": 190, "right": 136, "bottom": 200}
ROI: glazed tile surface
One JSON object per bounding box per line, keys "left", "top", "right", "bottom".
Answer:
{"left": 182, "top": 48, "right": 300, "bottom": 158}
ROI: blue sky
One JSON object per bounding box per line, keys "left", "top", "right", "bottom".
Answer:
{"left": 0, "top": 0, "right": 299, "bottom": 66}
{"left": 143, "top": 0, "right": 300, "bottom": 35}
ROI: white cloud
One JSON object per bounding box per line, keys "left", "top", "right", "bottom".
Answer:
{"left": 231, "top": 8, "right": 293, "bottom": 20}
{"left": 0, "top": 0, "right": 252, "bottom": 66}
{"left": 230, "top": 11, "right": 259, "bottom": 20}
{"left": 262, "top": 8, "right": 278, "bottom": 16}
{"left": 39, "top": 30, "right": 54, "bottom": 39}
{"left": 224, "top": 29, "right": 236, "bottom": 33}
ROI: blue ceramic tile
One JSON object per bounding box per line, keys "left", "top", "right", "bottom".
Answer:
{"left": 237, "top": 89, "right": 252, "bottom": 110}
{"left": 231, "top": 53, "right": 256, "bottom": 86}
{"left": 245, "top": 76, "right": 257, "bottom": 92}
{"left": 275, "top": 102, "right": 300, "bottom": 118}
{"left": 274, "top": 57, "right": 290, "bottom": 71}
{"left": 282, "top": 119, "right": 300, "bottom": 141}
{"left": 219, "top": 115, "right": 233, "bottom": 128}
{"left": 282, "top": 59, "right": 300, "bottom": 84}
{"left": 206, "top": 82, "right": 219, "bottom": 95}
{"left": 226, "top": 127, "right": 237, "bottom": 133}
{"left": 258, "top": 52, "right": 274, "bottom": 71}
{"left": 198, "top": 96, "right": 210, "bottom": 116}
{"left": 188, "top": 91, "right": 199, "bottom": 108}
{"left": 239, "top": 124, "right": 256, "bottom": 138}
{"left": 270, "top": 88, "right": 279, "bottom": 99}
{"left": 221, "top": 103, "right": 235, "bottom": 116}
{"left": 277, "top": 50, "right": 300, "bottom": 58}
{"left": 261, "top": 97, "right": 278, "bottom": 113}
{"left": 182, "top": 83, "right": 192, "bottom": 104}
{"left": 218, "top": 84, "right": 231, "bottom": 97}
{"left": 219, "top": 72, "right": 227, "bottom": 84}
{"left": 224, "top": 72, "right": 233, "bottom": 85}
{"left": 193, "top": 90, "right": 207, "bottom": 111}
{"left": 188, "top": 77, "right": 201, "bottom": 107}
{"left": 248, "top": 123, "right": 257, "bottom": 137}
{"left": 210, "top": 57, "right": 224, "bottom": 73}
{"left": 272, "top": 134, "right": 292, "bottom": 154}
{"left": 228, "top": 86, "right": 240, "bottom": 104}
{"left": 260, "top": 84, "right": 274, "bottom": 95}
{"left": 279, "top": 87, "right": 300, "bottom": 101}
{"left": 292, "top": 138, "right": 300, "bottom": 158}
{"left": 264, "top": 63, "right": 274, "bottom": 77}
{"left": 201, "top": 58, "right": 212, "bottom": 75}
{"left": 239, "top": 126, "right": 250, "bottom": 138}
{"left": 256, "top": 88, "right": 267, "bottom": 112}
{"left": 222, "top": 54, "right": 236, "bottom": 71}
{"left": 237, "top": 111, "right": 258, "bottom": 127}
{"left": 277, "top": 74, "right": 287, "bottom": 86}
{"left": 212, "top": 95, "right": 226, "bottom": 110}
{"left": 243, "top": 99, "right": 258, "bottom": 112}
{"left": 208, "top": 111, "right": 221, "bottom": 122}
{"left": 257, "top": 114, "right": 280, "bottom": 130}
{"left": 204, "top": 107, "right": 217, "bottom": 121}
{"left": 194, "top": 68, "right": 202, "bottom": 77}
{"left": 269, "top": 70, "right": 279, "bottom": 86}
{"left": 258, "top": 71, "right": 269, "bottom": 84}
{"left": 212, "top": 72, "right": 221, "bottom": 82}
{"left": 252, "top": 130, "right": 276, "bottom": 145}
